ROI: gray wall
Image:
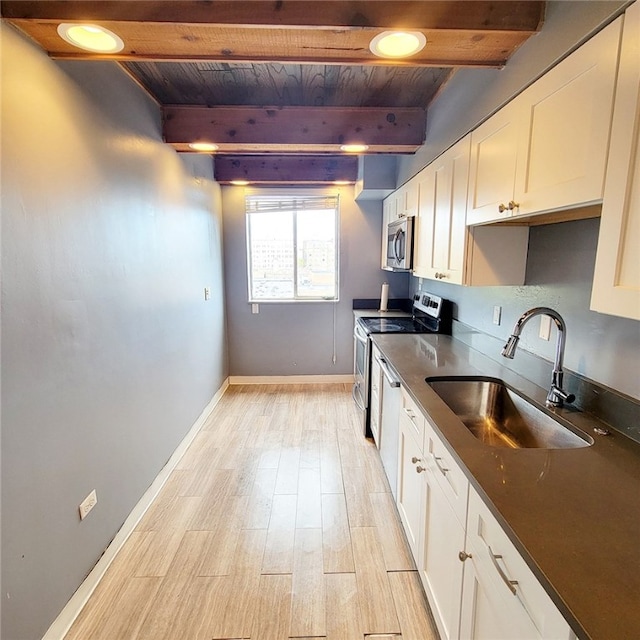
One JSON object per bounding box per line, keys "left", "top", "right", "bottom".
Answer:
{"left": 1, "top": 26, "right": 228, "bottom": 640}
{"left": 222, "top": 186, "right": 409, "bottom": 375}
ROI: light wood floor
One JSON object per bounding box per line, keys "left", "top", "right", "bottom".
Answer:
{"left": 65, "top": 383, "right": 439, "bottom": 640}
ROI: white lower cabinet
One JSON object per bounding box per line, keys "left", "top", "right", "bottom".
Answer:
{"left": 421, "top": 466, "right": 466, "bottom": 640}
{"left": 460, "top": 488, "right": 574, "bottom": 640}
{"left": 396, "top": 391, "right": 426, "bottom": 557}
{"left": 394, "top": 387, "right": 575, "bottom": 640}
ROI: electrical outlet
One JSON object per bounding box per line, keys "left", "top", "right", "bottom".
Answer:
{"left": 539, "top": 314, "right": 552, "bottom": 341}
{"left": 251, "top": 303, "right": 259, "bottom": 314}
{"left": 204, "top": 287, "right": 211, "bottom": 301}
{"left": 79, "top": 489, "right": 97, "bottom": 520}
{"left": 493, "top": 306, "right": 502, "bottom": 325}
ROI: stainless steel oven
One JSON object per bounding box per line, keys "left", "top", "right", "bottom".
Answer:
{"left": 352, "top": 292, "right": 451, "bottom": 436}
{"left": 352, "top": 321, "right": 369, "bottom": 417}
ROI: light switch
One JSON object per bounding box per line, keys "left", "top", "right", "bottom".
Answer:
{"left": 539, "top": 314, "right": 552, "bottom": 340}
{"left": 251, "top": 303, "right": 259, "bottom": 314}
{"left": 204, "top": 287, "right": 211, "bottom": 301}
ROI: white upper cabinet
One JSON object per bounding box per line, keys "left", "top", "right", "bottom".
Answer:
{"left": 514, "top": 16, "right": 622, "bottom": 217}
{"left": 466, "top": 101, "right": 521, "bottom": 225}
{"left": 412, "top": 161, "right": 436, "bottom": 278}
{"left": 414, "top": 135, "right": 529, "bottom": 286}
{"left": 467, "top": 16, "right": 622, "bottom": 225}
{"left": 394, "top": 176, "right": 419, "bottom": 219}
{"left": 414, "top": 140, "right": 467, "bottom": 284}
{"left": 591, "top": 2, "right": 640, "bottom": 321}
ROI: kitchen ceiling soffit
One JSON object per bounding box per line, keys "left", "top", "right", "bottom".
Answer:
{"left": 3, "top": 1, "right": 545, "bottom": 183}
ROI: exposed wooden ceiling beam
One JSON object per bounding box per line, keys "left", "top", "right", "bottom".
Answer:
{"left": 1, "top": 2, "right": 546, "bottom": 31}
{"left": 163, "top": 106, "right": 426, "bottom": 154}
{"left": 3, "top": 1, "right": 545, "bottom": 67}
{"left": 214, "top": 155, "right": 358, "bottom": 185}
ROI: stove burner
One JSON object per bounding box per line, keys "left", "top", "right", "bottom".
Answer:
{"left": 357, "top": 316, "right": 435, "bottom": 334}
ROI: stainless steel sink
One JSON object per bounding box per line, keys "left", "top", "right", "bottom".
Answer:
{"left": 426, "top": 376, "right": 593, "bottom": 449}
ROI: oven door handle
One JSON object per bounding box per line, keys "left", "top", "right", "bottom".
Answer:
{"left": 353, "top": 323, "right": 369, "bottom": 345}
{"left": 352, "top": 382, "right": 366, "bottom": 411}
{"left": 375, "top": 355, "right": 401, "bottom": 388}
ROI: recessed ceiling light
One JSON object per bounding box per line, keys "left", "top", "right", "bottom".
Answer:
{"left": 370, "top": 31, "right": 427, "bottom": 58}
{"left": 340, "top": 144, "right": 369, "bottom": 153}
{"left": 230, "top": 180, "right": 250, "bottom": 186}
{"left": 57, "top": 23, "right": 124, "bottom": 53}
{"left": 188, "top": 142, "right": 220, "bottom": 152}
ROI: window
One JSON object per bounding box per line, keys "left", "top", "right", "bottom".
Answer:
{"left": 246, "top": 193, "right": 339, "bottom": 302}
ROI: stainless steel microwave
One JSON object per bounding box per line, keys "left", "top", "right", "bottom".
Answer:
{"left": 386, "top": 217, "right": 413, "bottom": 271}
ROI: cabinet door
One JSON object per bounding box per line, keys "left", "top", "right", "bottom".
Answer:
{"left": 514, "top": 17, "right": 622, "bottom": 217}
{"left": 438, "top": 136, "right": 471, "bottom": 284}
{"left": 467, "top": 101, "right": 521, "bottom": 225}
{"left": 413, "top": 137, "right": 471, "bottom": 284}
{"left": 460, "top": 488, "right": 573, "bottom": 640}
{"left": 370, "top": 346, "right": 382, "bottom": 445}
{"left": 396, "top": 414, "right": 426, "bottom": 560}
{"left": 412, "top": 164, "right": 435, "bottom": 278}
{"left": 421, "top": 468, "right": 465, "bottom": 640}
{"left": 591, "top": 3, "right": 640, "bottom": 321}
{"left": 381, "top": 195, "right": 394, "bottom": 269}
{"left": 404, "top": 174, "right": 419, "bottom": 218}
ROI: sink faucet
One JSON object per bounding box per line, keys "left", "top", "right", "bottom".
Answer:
{"left": 501, "top": 307, "right": 576, "bottom": 408}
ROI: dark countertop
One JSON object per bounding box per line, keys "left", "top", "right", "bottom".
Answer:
{"left": 372, "top": 333, "right": 640, "bottom": 640}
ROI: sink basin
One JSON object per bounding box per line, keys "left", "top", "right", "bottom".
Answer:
{"left": 426, "top": 376, "right": 593, "bottom": 449}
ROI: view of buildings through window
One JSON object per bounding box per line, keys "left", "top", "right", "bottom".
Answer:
{"left": 246, "top": 195, "right": 339, "bottom": 301}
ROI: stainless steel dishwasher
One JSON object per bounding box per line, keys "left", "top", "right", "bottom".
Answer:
{"left": 375, "top": 351, "right": 402, "bottom": 499}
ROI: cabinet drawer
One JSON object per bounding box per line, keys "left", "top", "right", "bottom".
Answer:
{"left": 424, "top": 418, "right": 469, "bottom": 526}
{"left": 400, "top": 387, "right": 425, "bottom": 448}
{"left": 466, "top": 488, "right": 572, "bottom": 639}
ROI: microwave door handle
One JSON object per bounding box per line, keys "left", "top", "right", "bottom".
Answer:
{"left": 354, "top": 323, "right": 368, "bottom": 344}
{"left": 393, "top": 229, "right": 404, "bottom": 262}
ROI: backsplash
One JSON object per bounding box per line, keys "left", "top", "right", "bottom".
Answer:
{"left": 411, "top": 218, "right": 640, "bottom": 401}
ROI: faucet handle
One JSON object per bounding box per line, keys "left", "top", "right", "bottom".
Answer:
{"left": 547, "top": 385, "right": 575, "bottom": 407}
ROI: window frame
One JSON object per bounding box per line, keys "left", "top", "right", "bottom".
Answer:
{"left": 245, "top": 191, "right": 340, "bottom": 304}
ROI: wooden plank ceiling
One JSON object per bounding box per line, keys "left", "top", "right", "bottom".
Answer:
{"left": 3, "top": 1, "right": 545, "bottom": 184}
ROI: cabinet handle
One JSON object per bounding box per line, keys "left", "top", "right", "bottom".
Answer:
{"left": 416, "top": 465, "right": 426, "bottom": 473}
{"left": 404, "top": 408, "right": 417, "bottom": 424}
{"left": 435, "top": 272, "right": 448, "bottom": 279}
{"left": 434, "top": 456, "right": 449, "bottom": 476}
{"left": 489, "top": 546, "right": 518, "bottom": 595}
{"left": 458, "top": 551, "right": 472, "bottom": 562}
{"left": 498, "top": 200, "right": 520, "bottom": 214}
{"left": 487, "top": 545, "right": 543, "bottom": 634}
{"left": 411, "top": 456, "right": 421, "bottom": 464}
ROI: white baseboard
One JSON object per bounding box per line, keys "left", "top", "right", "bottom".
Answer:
{"left": 42, "top": 378, "right": 230, "bottom": 640}
{"left": 228, "top": 374, "right": 354, "bottom": 385}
